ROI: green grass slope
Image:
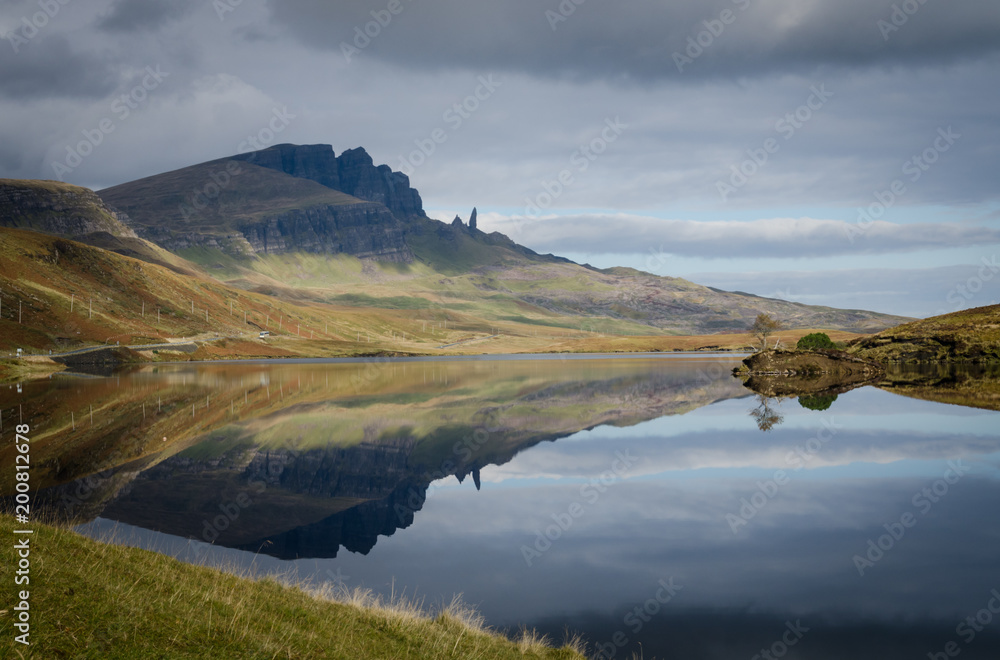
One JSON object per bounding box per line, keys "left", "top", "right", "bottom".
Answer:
{"left": 0, "top": 515, "right": 583, "bottom": 659}
{"left": 0, "top": 227, "right": 453, "bottom": 354}
{"left": 851, "top": 304, "right": 1000, "bottom": 362}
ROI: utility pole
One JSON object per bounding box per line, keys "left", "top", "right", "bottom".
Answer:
{"left": 70, "top": 294, "right": 74, "bottom": 313}
{"left": 157, "top": 308, "right": 160, "bottom": 323}
{"left": 141, "top": 301, "right": 144, "bottom": 317}
{"left": 191, "top": 300, "right": 194, "bottom": 314}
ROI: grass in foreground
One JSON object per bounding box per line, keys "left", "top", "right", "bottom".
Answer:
{"left": 0, "top": 515, "right": 585, "bottom": 659}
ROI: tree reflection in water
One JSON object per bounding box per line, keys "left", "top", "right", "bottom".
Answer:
{"left": 749, "top": 394, "right": 784, "bottom": 432}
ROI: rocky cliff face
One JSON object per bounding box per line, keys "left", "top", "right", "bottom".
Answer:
{"left": 336, "top": 147, "right": 424, "bottom": 220}
{"left": 233, "top": 144, "right": 425, "bottom": 220}
{"left": 0, "top": 180, "right": 137, "bottom": 239}
{"left": 238, "top": 201, "right": 413, "bottom": 262}
{"left": 233, "top": 480, "right": 427, "bottom": 559}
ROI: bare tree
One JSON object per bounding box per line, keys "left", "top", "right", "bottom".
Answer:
{"left": 749, "top": 394, "right": 784, "bottom": 432}
{"left": 749, "top": 313, "right": 782, "bottom": 352}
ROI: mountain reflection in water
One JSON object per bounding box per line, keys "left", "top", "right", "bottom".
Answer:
{"left": 5, "top": 354, "right": 1000, "bottom": 659}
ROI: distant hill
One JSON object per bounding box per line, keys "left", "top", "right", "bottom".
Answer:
{"left": 0, "top": 144, "right": 909, "bottom": 338}
{"left": 90, "top": 144, "right": 909, "bottom": 335}
{"left": 851, "top": 304, "right": 1000, "bottom": 362}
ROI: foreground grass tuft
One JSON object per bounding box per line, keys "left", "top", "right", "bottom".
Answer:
{"left": 0, "top": 515, "right": 584, "bottom": 659}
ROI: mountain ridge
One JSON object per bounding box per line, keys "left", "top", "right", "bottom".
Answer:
{"left": 3, "top": 143, "right": 913, "bottom": 337}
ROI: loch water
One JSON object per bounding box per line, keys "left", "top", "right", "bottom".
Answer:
{"left": 5, "top": 354, "right": 1000, "bottom": 659}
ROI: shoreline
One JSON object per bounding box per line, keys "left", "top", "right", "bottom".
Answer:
{"left": 0, "top": 514, "right": 585, "bottom": 659}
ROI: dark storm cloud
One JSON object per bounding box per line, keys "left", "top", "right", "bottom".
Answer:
{"left": 267, "top": 0, "right": 1000, "bottom": 80}
{"left": 0, "top": 36, "right": 119, "bottom": 99}
{"left": 97, "top": 0, "right": 200, "bottom": 32}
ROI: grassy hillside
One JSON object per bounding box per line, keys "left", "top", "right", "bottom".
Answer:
{"left": 173, "top": 236, "right": 906, "bottom": 339}
{"left": 0, "top": 227, "right": 554, "bottom": 356}
{"left": 0, "top": 515, "right": 583, "bottom": 659}
{"left": 0, "top": 226, "right": 331, "bottom": 351}
{"left": 98, "top": 159, "right": 367, "bottom": 236}
{"left": 851, "top": 304, "right": 1000, "bottom": 362}
{"left": 0, "top": 226, "right": 895, "bottom": 363}
{"left": 87, "top": 145, "right": 912, "bottom": 335}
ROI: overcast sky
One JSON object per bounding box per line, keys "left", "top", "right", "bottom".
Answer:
{"left": 2, "top": 0, "right": 999, "bottom": 317}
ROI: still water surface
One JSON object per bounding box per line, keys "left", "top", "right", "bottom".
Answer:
{"left": 6, "top": 354, "right": 1000, "bottom": 659}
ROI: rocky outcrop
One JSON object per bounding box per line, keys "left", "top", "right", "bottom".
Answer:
{"left": 235, "top": 143, "right": 343, "bottom": 191}
{"left": 734, "top": 349, "right": 885, "bottom": 398}
{"left": 233, "top": 479, "right": 427, "bottom": 559}
{"left": 0, "top": 180, "right": 137, "bottom": 239}
{"left": 232, "top": 144, "right": 425, "bottom": 220}
{"left": 736, "top": 349, "right": 884, "bottom": 377}
{"left": 243, "top": 437, "right": 417, "bottom": 500}
{"left": 237, "top": 202, "right": 413, "bottom": 262}
{"left": 337, "top": 147, "right": 424, "bottom": 219}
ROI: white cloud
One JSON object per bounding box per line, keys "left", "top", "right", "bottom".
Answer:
{"left": 478, "top": 213, "right": 1000, "bottom": 259}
